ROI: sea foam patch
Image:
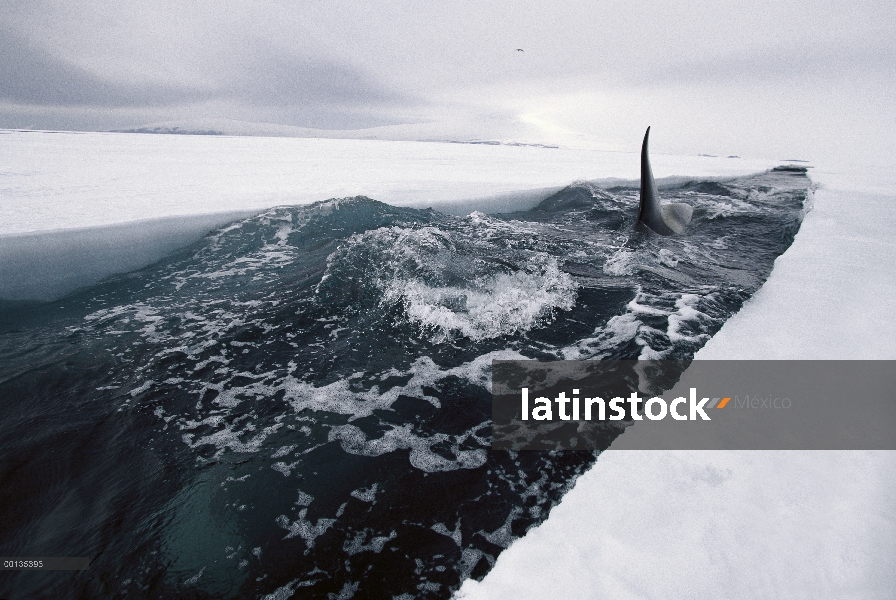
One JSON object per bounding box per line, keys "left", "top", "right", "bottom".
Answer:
{"left": 317, "top": 223, "right": 577, "bottom": 341}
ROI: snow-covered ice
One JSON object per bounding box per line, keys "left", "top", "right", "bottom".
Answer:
{"left": 696, "top": 165, "right": 896, "bottom": 360}
{"left": 0, "top": 130, "right": 778, "bottom": 235}
{"left": 456, "top": 450, "right": 895, "bottom": 599}
{"left": 0, "top": 130, "right": 777, "bottom": 301}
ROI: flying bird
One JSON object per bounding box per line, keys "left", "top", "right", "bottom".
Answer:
{"left": 516, "top": 48, "right": 524, "bottom": 52}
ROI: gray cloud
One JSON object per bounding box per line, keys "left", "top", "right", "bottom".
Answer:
{"left": 0, "top": 28, "right": 203, "bottom": 107}
{"left": 612, "top": 41, "right": 896, "bottom": 88}
{"left": 0, "top": 22, "right": 421, "bottom": 130}
{"left": 221, "top": 38, "right": 410, "bottom": 109}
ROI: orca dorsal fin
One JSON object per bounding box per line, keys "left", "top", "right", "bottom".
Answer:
{"left": 638, "top": 127, "right": 693, "bottom": 235}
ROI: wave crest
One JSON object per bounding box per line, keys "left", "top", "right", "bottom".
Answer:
{"left": 316, "top": 225, "right": 577, "bottom": 340}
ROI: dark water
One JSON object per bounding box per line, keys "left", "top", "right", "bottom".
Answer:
{"left": 0, "top": 168, "right": 810, "bottom": 599}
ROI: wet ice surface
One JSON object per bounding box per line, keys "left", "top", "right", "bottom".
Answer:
{"left": 0, "top": 168, "right": 811, "bottom": 599}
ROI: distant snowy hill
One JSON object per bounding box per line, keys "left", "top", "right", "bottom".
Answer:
{"left": 111, "top": 117, "right": 560, "bottom": 148}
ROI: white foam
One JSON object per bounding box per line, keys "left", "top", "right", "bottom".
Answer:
{"left": 157, "top": 347, "right": 523, "bottom": 472}
{"left": 656, "top": 248, "right": 679, "bottom": 267}
{"left": 271, "top": 445, "right": 297, "bottom": 459}
{"left": 387, "top": 257, "right": 577, "bottom": 341}
{"left": 319, "top": 224, "right": 578, "bottom": 342}
{"left": 275, "top": 510, "right": 335, "bottom": 547}
{"left": 349, "top": 484, "right": 379, "bottom": 503}
{"left": 261, "top": 579, "right": 301, "bottom": 600}
{"left": 183, "top": 421, "right": 283, "bottom": 458}
{"left": 183, "top": 566, "right": 205, "bottom": 586}
{"left": 328, "top": 423, "right": 487, "bottom": 473}
{"left": 666, "top": 293, "right": 712, "bottom": 345}
{"left": 431, "top": 521, "right": 463, "bottom": 547}
{"left": 343, "top": 530, "right": 396, "bottom": 555}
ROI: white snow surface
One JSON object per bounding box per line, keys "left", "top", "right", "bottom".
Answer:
{"left": 696, "top": 164, "right": 896, "bottom": 359}
{"left": 457, "top": 450, "right": 895, "bottom": 600}
{"left": 0, "top": 130, "right": 777, "bottom": 235}
{"left": 456, "top": 163, "right": 896, "bottom": 599}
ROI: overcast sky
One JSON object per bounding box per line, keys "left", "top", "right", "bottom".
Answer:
{"left": 1, "top": 0, "right": 894, "bottom": 163}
